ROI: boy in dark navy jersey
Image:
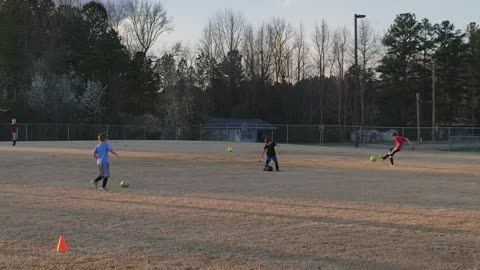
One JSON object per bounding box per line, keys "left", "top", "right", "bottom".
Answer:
{"left": 262, "top": 137, "right": 280, "bottom": 171}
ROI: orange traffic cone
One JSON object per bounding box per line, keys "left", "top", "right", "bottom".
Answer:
{"left": 56, "top": 236, "right": 68, "bottom": 253}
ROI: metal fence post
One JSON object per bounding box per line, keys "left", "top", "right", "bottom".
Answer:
{"left": 143, "top": 125, "right": 146, "bottom": 140}
{"left": 25, "top": 123, "right": 28, "bottom": 142}
{"left": 67, "top": 124, "right": 70, "bottom": 141}
{"left": 106, "top": 124, "right": 109, "bottom": 138}
{"left": 200, "top": 124, "right": 203, "bottom": 141}
{"left": 286, "top": 124, "right": 289, "bottom": 144}
{"left": 360, "top": 126, "right": 363, "bottom": 145}
{"left": 319, "top": 125, "right": 322, "bottom": 145}
{"left": 226, "top": 124, "right": 229, "bottom": 141}
{"left": 322, "top": 125, "right": 325, "bottom": 144}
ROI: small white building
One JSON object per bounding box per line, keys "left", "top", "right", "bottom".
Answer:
{"left": 201, "top": 118, "right": 276, "bottom": 142}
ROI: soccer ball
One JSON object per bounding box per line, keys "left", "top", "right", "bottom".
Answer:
{"left": 227, "top": 147, "right": 233, "bottom": 153}
{"left": 266, "top": 166, "right": 274, "bottom": 171}
{"left": 120, "top": 180, "right": 129, "bottom": 188}
{"left": 370, "top": 155, "right": 378, "bottom": 162}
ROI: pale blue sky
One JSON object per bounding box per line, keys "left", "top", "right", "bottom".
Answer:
{"left": 158, "top": 0, "right": 479, "bottom": 49}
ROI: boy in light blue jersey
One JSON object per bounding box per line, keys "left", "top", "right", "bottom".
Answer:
{"left": 91, "top": 133, "right": 119, "bottom": 191}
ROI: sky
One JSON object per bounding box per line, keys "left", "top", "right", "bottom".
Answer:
{"left": 157, "top": 0, "right": 480, "bottom": 51}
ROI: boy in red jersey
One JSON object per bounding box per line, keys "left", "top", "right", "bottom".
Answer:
{"left": 381, "top": 132, "right": 414, "bottom": 166}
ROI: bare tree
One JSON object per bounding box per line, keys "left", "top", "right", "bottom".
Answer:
{"left": 156, "top": 41, "right": 185, "bottom": 60}
{"left": 199, "top": 20, "right": 216, "bottom": 57}
{"left": 213, "top": 9, "right": 246, "bottom": 58}
{"left": 358, "top": 20, "right": 380, "bottom": 72}
{"left": 312, "top": 19, "right": 332, "bottom": 78}
{"left": 178, "top": 43, "right": 196, "bottom": 67}
{"left": 54, "top": 0, "right": 88, "bottom": 7}
{"left": 284, "top": 43, "right": 294, "bottom": 83}
{"left": 332, "top": 31, "right": 342, "bottom": 125}
{"left": 358, "top": 20, "right": 380, "bottom": 125}
{"left": 200, "top": 9, "right": 246, "bottom": 61}
{"left": 125, "top": 0, "right": 172, "bottom": 54}
{"left": 255, "top": 23, "right": 274, "bottom": 81}
{"left": 312, "top": 19, "right": 332, "bottom": 123}
{"left": 332, "top": 27, "right": 351, "bottom": 126}
{"left": 121, "top": 23, "right": 143, "bottom": 53}
{"left": 197, "top": 20, "right": 220, "bottom": 90}
{"left": 101, "top": 0, "right": 128, "bottom": 32}
{"left": 242, "top": 24, "right": 256, "bottom": 81}
{"left": 293, "top": 23, "right": 308, "bottom": 83}
{"left": 240, "top": 24, "right": 259, "bottom": 113}
{"left": 269, "top": 18, "right": 293, "bottom": 83}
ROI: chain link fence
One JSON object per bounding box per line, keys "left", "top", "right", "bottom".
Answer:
{"left": 3, "top": 123, "right": 480, "bottom": 149}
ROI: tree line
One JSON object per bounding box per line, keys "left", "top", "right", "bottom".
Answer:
{"left": 0, "top": 0, "right": 479, "bottom": 129}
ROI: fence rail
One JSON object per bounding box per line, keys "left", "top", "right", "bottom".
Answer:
{"left": 3, "top": 123, "right": 480, "bottom": 147}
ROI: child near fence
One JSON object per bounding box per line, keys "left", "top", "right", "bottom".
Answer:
{"left": 11, "top": 119, "right": 18, "bottom": 146}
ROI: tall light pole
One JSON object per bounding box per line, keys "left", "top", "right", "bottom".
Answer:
{"left": 354, "top": 14, "right": 366, "bottom": 148}
{"left": 432, "top": 65, "right": 436, "bottom": 143}
{"left": 417, "top": 93, "right": 421, "bottom": 144}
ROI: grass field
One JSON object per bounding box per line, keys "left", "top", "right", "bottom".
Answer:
{"left": 1, "top": 141, "right": 480, "bottom": 270}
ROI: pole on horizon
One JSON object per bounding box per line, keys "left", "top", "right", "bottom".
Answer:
{"left": 432, "top": 65, "right": 436, "bottom": 143}
{"left": 354, "top": 14, "right": 366, "bottom": 148}
{"left": 417, "top": 93, "right": 421, "bottom": 144}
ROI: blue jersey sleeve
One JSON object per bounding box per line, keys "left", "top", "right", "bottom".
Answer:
{"left": 107, "top": 144, "right": 112, "bottom": 152}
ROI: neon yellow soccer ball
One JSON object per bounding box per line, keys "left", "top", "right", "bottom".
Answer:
{"left": 227, "top": 147, "right": 233, "bottom": 153}
{"left": 370, "top": 155, "right": 378, "bottom": 162}
{"left": 120, "top": 180, "right": 129, "bottom": 188}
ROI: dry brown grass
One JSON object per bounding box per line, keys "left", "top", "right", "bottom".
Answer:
{"left": 1, "top": 141, "right": 480, "bottom": 270}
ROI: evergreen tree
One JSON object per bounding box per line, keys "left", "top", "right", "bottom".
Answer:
{"left": 377, "top": 13, "right": 423, "bottom": 126}
{"left": 433, "top": 21, "right": 468, "bottom": 125}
